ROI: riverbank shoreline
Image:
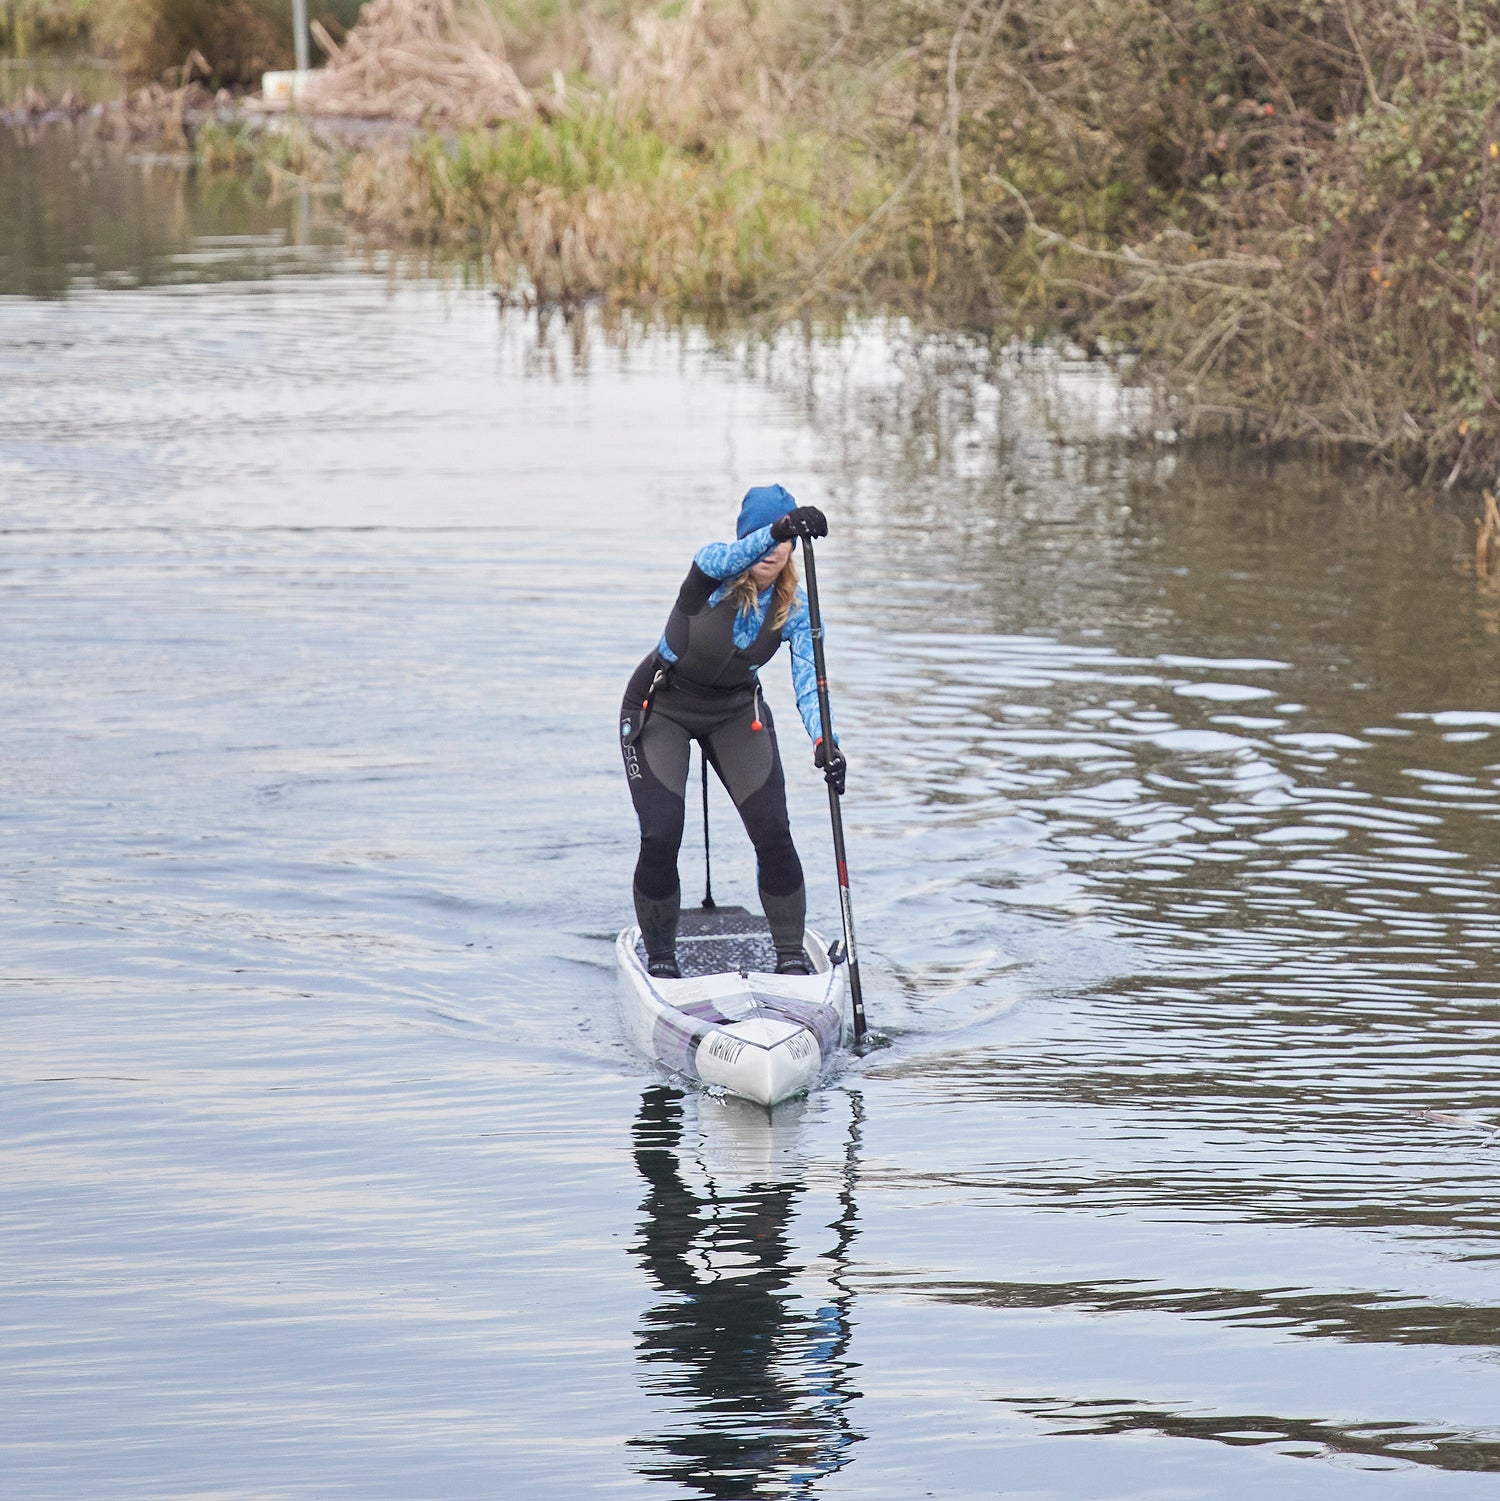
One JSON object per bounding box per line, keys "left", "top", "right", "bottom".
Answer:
{"left": 8, "top": 2, "right": 1500, "bottom": 489}
{"left": 7, "top": 4, "right": 1500, "bottom": 504}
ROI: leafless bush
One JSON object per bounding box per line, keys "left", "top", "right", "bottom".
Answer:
{"left": 785, "top": 0, "right": 1500, "bottom": 483}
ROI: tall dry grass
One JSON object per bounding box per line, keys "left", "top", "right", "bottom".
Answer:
{"left": 328, "top": 0, "right": 887, "bottom": 305}
{"left": 300, "top": 0, "right": 530, "bottom": 123}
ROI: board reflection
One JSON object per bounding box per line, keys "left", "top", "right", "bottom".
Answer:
{"left": 629, "top": 1086, "right": 865, "bottom": 1497}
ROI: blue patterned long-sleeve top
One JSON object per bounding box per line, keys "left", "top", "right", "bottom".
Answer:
{"left": 656, "top": 524, "right": 834, "bottom": 744}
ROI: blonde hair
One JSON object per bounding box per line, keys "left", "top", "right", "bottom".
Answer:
{"left": 725, "top": 554, "right": 799, "bottom": 632}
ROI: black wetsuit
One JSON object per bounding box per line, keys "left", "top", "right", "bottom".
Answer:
{"left": 621, "top": 543, "right": 811, "bottom": 962}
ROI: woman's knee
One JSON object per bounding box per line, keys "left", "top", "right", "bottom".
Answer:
{"left": 755, "top": 838, "right": 803, "bottom": 896}
{"left": 634, "top": 819, "right": 685, "bottom": 897}
{"left": 739, "top": 777, "right": 792, "bottom": 845}
{"left": 640, "top": 824, "right": 684, "bottom": 862}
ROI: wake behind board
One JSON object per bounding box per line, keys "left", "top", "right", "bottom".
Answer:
{"left": 616, "top": 905, "right": 849, "bottom": 1107}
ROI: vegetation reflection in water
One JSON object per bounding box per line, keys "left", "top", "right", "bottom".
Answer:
{"left": 0, "top": 121, "right": 345, "bottom": 298}
{"left": 629, "top": 1087, "right": 864, "bottom": 1498}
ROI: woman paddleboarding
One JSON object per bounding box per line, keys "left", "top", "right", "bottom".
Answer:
{"left": 620, "top": 485, "right": 846, "bottom": 980}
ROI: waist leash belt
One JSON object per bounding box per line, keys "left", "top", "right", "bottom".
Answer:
{"left": 621, "top": 661, "right": 671, "bottom": 747}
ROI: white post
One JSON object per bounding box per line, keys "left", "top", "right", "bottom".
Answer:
{"left": 292, "top": 0, "right": 310, "bottom": 75}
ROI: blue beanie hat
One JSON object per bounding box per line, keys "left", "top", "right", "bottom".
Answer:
{"left": 736, "top": 483, "right": 797, "bottom": 539}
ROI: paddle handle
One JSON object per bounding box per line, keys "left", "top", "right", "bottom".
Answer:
{"left": 801, "top": 537, "right": 867, "bottom": 1044}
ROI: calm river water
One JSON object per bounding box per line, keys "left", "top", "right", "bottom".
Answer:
{"left": 4, "top": 127, "right": 1500, "bottom": 1500}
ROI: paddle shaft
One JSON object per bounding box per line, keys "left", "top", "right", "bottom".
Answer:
{"left": 800, "top": 537, "right": 867, "bottom": 1043}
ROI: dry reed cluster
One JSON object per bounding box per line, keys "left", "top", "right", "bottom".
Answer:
{"left": 301, "top": 0, "right": 530, "bottom": 124}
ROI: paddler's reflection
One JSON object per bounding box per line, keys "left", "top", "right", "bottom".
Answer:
{"left": 629, "top": 1086, "right": 863, "bottom": 1497}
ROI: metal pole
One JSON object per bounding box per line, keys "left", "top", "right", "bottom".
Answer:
{"left": 800, "top": 537, "right": 867, "bottom": 1043}
{"left": 292, "top": 0, "right": 310, "bottom": 76}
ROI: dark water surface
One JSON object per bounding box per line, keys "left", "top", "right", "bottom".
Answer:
{"left": 4, "top": 134, "right": 1500, "bottom": 1500}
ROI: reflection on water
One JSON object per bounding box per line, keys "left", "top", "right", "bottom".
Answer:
{"left": 998, "top": 1394, "right": 1492, "bottom": 1473}
{"left": 0, "top": 58, "right": 126, "bottom": 108}
{"left": 0, "top": 122, "right": 342, "bottom": 297}
{"left": 630, "top": 1088, "right": 862, "bottom": 1497}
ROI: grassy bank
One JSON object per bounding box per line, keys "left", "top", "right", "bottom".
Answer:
{"left": 342, "top": 115, "right": 883, "bottom": 306}
{"left": 198, "top": 109, "right": 883, "bottom": 306}
{"left": 176, "top": 0, "right": 1500, "bottom": 486}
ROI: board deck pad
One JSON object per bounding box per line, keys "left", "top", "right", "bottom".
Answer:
{"left": 634, "top": 903, "right": 780, "bottom": 978}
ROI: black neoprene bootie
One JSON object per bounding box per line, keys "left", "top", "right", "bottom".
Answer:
{"left": 760, "top": 884, "right": 811, "bottom": 975}
{"left": 634, "top": 883, "right": 681, "bottom": 978}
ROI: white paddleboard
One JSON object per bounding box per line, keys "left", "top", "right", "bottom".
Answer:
{"left": 616, "top": 905, "right": 849, "bottom": 1106}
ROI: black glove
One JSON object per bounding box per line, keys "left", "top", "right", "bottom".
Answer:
{"left": 770, "top": 506, "right": 829, "bottom": 543}
{"left": 814, "top": 738, "right": 847, "bottom": 796}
